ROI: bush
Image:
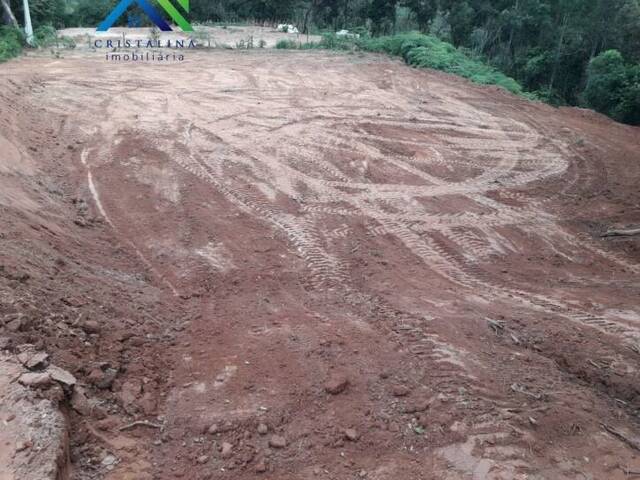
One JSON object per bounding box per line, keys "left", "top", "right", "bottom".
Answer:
{"left": 34, "top": 25, "right": 58, "bottom": 47}
{"left": 359, "top": 33, "right": 523, "bottom": 94}
{"left": 583, "top": 50, "right": 640, "bottom": 125}
{"left": 317, "top": 33, "right": 353, "bottom": 51}
{"left": 0, "top": 26, "right": 23, "bottom": 63}
{"left": 275, "top": 39, "right": 299, "bottom": 49}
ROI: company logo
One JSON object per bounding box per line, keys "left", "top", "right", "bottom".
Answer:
{"left": 98, "top": 0, "right": 193, "bottom": 32}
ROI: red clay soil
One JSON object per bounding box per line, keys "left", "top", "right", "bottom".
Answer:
{"left": 1, "top": 49, "right": 640, "bottom": 480}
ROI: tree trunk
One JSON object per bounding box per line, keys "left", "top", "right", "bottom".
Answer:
{"left": 549, "top": 14, "right": 568, "bottom": 91}
{"left": 1, "top": 0, "right": 18, "bottom": 27}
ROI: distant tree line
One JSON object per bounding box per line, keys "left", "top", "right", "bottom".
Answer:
{"left": 2, "top": 0, "right": 639, "bottom": 124}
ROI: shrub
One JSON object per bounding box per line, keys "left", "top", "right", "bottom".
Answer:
{"left": 359, "top": 33, "right": 523, "bottom": 94}
{"left": 275, "top": 39, "right": 299, "bottom": 49}
{"left": 317, "top": 33, "right": 353, "bottom": 51}
{"left": 0, "top": 26, "right": 23, "bottom": 63}
{"left": 277, "top": 31, "right": 525, "bottom": 96}
{"left": 34, "top": 25, "right": 58, "bottom": 47}
{"left": 583, "top": 50, "right": 640, "bottom": 125}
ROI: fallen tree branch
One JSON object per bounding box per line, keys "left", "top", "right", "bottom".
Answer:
{"left": 601, "top": 424, "right": 640, "bottom": 451}
{"left": 618, "top": 465, "right": 640, "bottom": 477}
{"left": 486, "top": 319, "right": 505, "bottom": 334}
{"left": 602, "top": 228, "right": 640, "bottom": 238}
{"left": 119, "top": 420, "right": 164, "bottom": 432}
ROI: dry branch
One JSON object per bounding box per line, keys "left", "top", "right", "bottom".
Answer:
{"left": 119, "top": 420, "right": 164, "bottom": 432}
{"left": 602, "top": 227, "right": 640, "bottom": 238}
{"left": 601, "top": 424, "right": 640, "bottom": 451}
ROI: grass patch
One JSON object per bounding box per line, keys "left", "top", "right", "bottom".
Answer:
{"left": 0, "top": 26, "right": 24, "bottom": 63}
{"left": 34, "top": 25, "right": 76, "bottom": 51}
{"left": 359, "top": 33, "right": 523, "bottom": 95}
{"left": 275, "top": 39, "right": 299, "bottom": 50}
{"left": 276, "top": 31, "right": 525, "bottom": 96}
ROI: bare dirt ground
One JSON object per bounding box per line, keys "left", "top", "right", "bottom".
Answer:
{"left": 1, "top": 45, "right": 640, "bottom": 480}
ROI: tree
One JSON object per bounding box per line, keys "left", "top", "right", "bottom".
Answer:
{"left": 583, "top": 49, "right": 640, "bottom": 124}
{"left": 369, "top": 0, "right": 396, "bottom": 35}
{"left": 401, "top": 0, "right": 436, "bottom": 31}
{"left": 1, "top": 0, "right": 17, "bottom": 27}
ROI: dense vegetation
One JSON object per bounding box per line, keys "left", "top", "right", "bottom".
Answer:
{"left": 0, "top": 25, "right": 22, "bottom": 62}
{"left": 1, "top": 0, "right": 639, "bottom": 124}
{"left": 278, "top": 32, "right": 525, "bottom": 94}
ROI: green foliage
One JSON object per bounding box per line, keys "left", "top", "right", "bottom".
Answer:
{"left": 277, "top": 32, "right": 523, "bottom": 94}
{"left": 276, "top": 33, "right": 355, "bottom": 51}
{"left": 318, "top": 33, "right": 355, "bottom": 50}
{"left": 359, "top": 33, "right": 523, "bottom": 94}
{"left": 276, "top": 39, "right": 299, "bottom": 49}
{"left": 583, "top": 50, "right": 640, "bottom": 125}
{"left": 0, "top": 26, "right": 23, "bottom": 63}
{"left": 34, "top": 24, "right": 57, "bottom": 46}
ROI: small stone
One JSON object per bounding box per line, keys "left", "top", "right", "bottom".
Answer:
{"left": 102, "top": 454, "right": 117, "bottom": 466}
{"left": 392, "top": 385, "right": 410, "bottom": 397}
{"left": 268, "top": 435, "right": 287, "bottom": 449}
{"left": 18, "top": 350, "right": 49, "bottom": 370}
{"left": 70, "top": 387, "right": 92, "bottom": 416}
{"left": 313, "top": 467, "right": 322, "bottom": 475}
{"left": 207, "top": 424, "right": 219, "bottom": 435}
{"left": 344, "top": 428, "right": 359, "bottom": 441}
{"left": 89, "top": 368, "right": 117, "bottom": 389}
{"left": 47, "top": 365, "right": 76, "bottom": 387}
{"left": 324, "top": 373, "right": 349, "bottom": 395}
{"left": 221, "top": 442, "right": 233, "bottom": 459}
{"left": 402, "top": 399, "right": 431, "bottom": 414}
{"left": 18, "top": 372, "right": 52, "bottom": 388}
{"left": 196, "top": 455, "right": 209, "bottom": 464}
{"left": 255, "top": 459, "right": 267, "bottom": 473}
{"left": 15, "top": 440, "right": 32, "bottom": 452}
{"left": 81, "top": 320, "right": 101, "bottom": 334}
{"left": 257, "top": 423, "right": 269, "bottom": 435}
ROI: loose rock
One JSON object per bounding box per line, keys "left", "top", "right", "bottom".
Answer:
{"left": 18, "top": 372, "right": 52, "bottom": 388}
{"left": 268, "top": 435, "right": 287, "bottom": 449}
{"left": 392, "top": 385, "right": 410, "bottom": 397}
{"left": 221, "top": 442, "right": 233, "bottom": 459}
{"left": 257, "top": 423, "right": 269, "bottom": 435}
{"left": 255, "top": 459, "right": 267, "bottom": 473}
{"left": 344, "top": 428, "right": 359, "bottom": 441}
{"left": 70, "top": 387, "right": 92, "bottom": 416}
{"left": 402, "top": 399, "right": 431, "bottom": 414}
{"left": 80, "top": 320, "right": 101, "bottom": 334}
{"left": 324, "top": 373, "right": 349, "bottom": 395}
{"left": 47, "top": 365, "right": 76, "bottom": 387}
{"left": 17, "top": 350, "right": 48, "bottom": 370}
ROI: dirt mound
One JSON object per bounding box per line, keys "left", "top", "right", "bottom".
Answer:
{"left": 0, "top": 354, "right": 68, "bottom": 480}
{"left": 1, "top": 49, "right": 640, "bottom": 479}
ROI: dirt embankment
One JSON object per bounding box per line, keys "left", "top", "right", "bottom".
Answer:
{"left": 1, "top": 48, "right": 640, "bottom": 480}
{"left": 0, "top": 71, "right": 176, "bottom": 479}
